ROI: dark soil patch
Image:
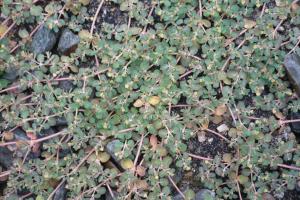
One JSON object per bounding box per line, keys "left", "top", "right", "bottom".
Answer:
{"left": 282, "top": 189, "right": 300, "bottom": 200}
{"left": 84, "top": 0, "right": 128, "bottom": 33}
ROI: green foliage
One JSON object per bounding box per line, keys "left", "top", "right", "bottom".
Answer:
{"left": 0, "top": 0, "right": 300, "bottom": 199}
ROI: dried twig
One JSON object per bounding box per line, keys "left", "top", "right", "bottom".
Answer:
{"left": 289, "top": 36, "right": 300, "bottom": 54}
{"left": 179, "top": 69, "right": 194, "bottom": 79}
{"left": 168, "top": 175, "right": 185, "bottom": 199}
{"left": 198, "top": 0, "right": 202, "bottom": 17}
{"left": 0, "top": 21, "right": 16, "bottom": 40}
{"left": 0, "top": 170, "right": 10, "bottom": 178}
{"left": 106, "top": 183, "right": 115, "bottom": 199}
{"left": 47, "top": 179, "right": 66, "bottom": 200}
{"left": 272, "top": 19, "right": 284, "bottom": 39}
{"left": 187, "top": 153, "right": 213, "bottom": 161}
{"left": 0, "top": 130, "right": 68, "bottom": 147}
{"left": 260, "top": 3, "right": 266, "bottom": 18}
{"left": 279, "top": 118, "right": 300, "bottom": 125}
{"left": 90, "top": 0, "right": 105, "bottom": 34}
{"left": 68, "top": 148, "right": 95, "bottom": 176}
{"left": 204, "top": 128, "right": 230, "bottom": 143}
{"left": 133, "top": 133, "right": 144, "bottom": 167}
{"left": 0, "top": 69, "right": 108, "bottom": 94}
{"left": 142, "top": 4, "right": 156, "bottom": 34}
{"left": 277, "top": 163, "right": 300, "bottom": 171}
{"left": 236, "top": 181, "right": 243, "bottom": 200}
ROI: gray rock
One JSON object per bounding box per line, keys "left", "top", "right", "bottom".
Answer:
{"left": 40, "top": 127, "right": 56, "bottom": 136}
{"left": 284, "top": 53, "right": 300, "bottom": 96}
{"left": 106, "top": 140, "right": 122, "bottom": 162}
{"left": 290, "top": 112, "right": 300, "bottom": 136}
{"left": 296, "top": 181, "right": 300, "bottom": 192}
{"left": 53, "top": 182, "right": 67, "bottom": 200}
{"left": 55, "top": 117, "right": 68, "bottom": 126}
{"left": 58, "top": 80, "right": 75, "bottom": 92}
{"left": 0, "top": 147, "right": 13, "bottom": 169}
{"left": 105, "top": 190, "right": 119, "bottom": 200}
{"left": 195, "top": 189, "right": 215, "bottom": 200}
{"left": 13, "top": 128, "right": 29, "bottom": 141}
{"left": 31, "top": 26, "right": 57, "bottom": 54}
{"left": 57, "top": 29, "right": 79, "bottom": 55}
{"left": 3, "top": 67, "right": 19, "bottom": 81}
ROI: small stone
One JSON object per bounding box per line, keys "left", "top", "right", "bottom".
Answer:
{"left": 105, "top": 190, "right": 119, "bottom": 200}
{"left": 290, "top": 112, "right": 300, "bottom": 136}
{"left": 55, "top": 117, "right": 68, "bottom": 126}
{"left": 217, "top": 124, "right": 229, "bottom": 132}
{"left": 3, "top": 67, "right": 19, "bottom": 81}
{"left": 31, "top": 26, "right": 57, "bottom": 54}
{"left": 58, "top": 80, "right": 75, "bottom": 92}
{"left": 197, "top": 131, "right": 206, "bottom": 143}
{"left": 106, "top": 140, "right": 122, "bottom": 161}
{"left": 57, "top": 29, "right": 80, "bottom": 55}
{"left": 296, "top": 181, "right": 300, "bottom": 192}
{"left": 195, "top": 189, "right": 215, "bottom": 200}
{"left": 13, "top": 128, "right": 29, "bottom": 141}
{"left": 284, "top": 53, "right": 300, "bottom": 96}
{"left": 53, "top": 182, "right": 67, "bottom": 200}
{"left": 0, "top": 147, "right": 13, "bottom": 169}
{"left": 40, "top": 127, "right": 56, "bottom": 136}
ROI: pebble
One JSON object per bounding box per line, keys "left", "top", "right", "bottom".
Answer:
{"left": 106, "top": 140, "right": 122, "bottom": 162}
{"left": 2, "top": 67, "right": 19, "bottom": 82}
{"left": 290, "top": 112, "right": 300, "bottom": 137}
{"left": 195, "top": 189, "right": 215, "bottom": 200}
{"left": 31, "top": 26, "right": 58, "bottom": 54}
{"left": 53, "top": 182, "right": 67, "bottom": 200}
{"left": 57, "top": 29, "right": 80, "bottom": 55}
{"left": 0, "top": 147, "right": 13, "bottom": 169}
{"left": 283, "top": 53, "right": 300, "bottom": 96}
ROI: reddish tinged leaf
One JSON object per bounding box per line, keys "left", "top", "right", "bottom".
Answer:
{"left": 150, "top": 135, "right": 158, "bottom": 150}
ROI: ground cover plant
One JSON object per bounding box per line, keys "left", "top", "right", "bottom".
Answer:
{"left": 0, "top": 0, "right": 300, "bottom": 199}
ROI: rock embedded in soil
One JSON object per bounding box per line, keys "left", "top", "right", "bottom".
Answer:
{"left": 2, "top": 67, "right": 19, "bottom": 81}
{"left": 106, "top": 139, "right": 121, "bottom": 162}
{"left": 289, "top": 112, "right": 300, "bottom": 137}
{"left": 283, "top": 53, "right": 300, "bottom": 96}
{"left": 0, "top": 147, "right": 13, "bottom": 169}
{"left": 57, "top": 29, "right": 80, "bottom": 55}
{"left": 58, "top": 80, "right": 75, "bottom": 92}
{"left": 31, "top": 26, "right": 58, "bottom": 54}
{"left": 195, "top": 189, "right": 215, "bottom": 200}
{"left": 53, "top": 182, "right": 67, "bottom": 200}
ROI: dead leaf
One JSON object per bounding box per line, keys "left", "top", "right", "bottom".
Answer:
{"left": 214, "top": 104, "right": 227, "bottom": 116}
{"left": 133, "top": 99, "right": 144, "bottom": 107}
{"left": 212, "top": 116, "right": 223, "bottom": 124}
{"left": 148, "top": 96, "right": 160, "bottom": 106}
{"left": 150, "top": 135, "right": 158, "bottom": 150}
{"left": 201, "top": 119, "right": 209, "bottom": 129}
{"left": 272, "top": 109, "right": 284, "bottom": 120}
{"left": 26, "top": 131, "right": 40, "bottom": 153}
{"left": 0, "top": 24, "right": 8, "bottom": 38}
{"left": 136, "top": 165, "right": 146, "bottom": 177}
{"left": 3, "top": 131, "right": 14, "bottom": 141}
{"left": 129, "top": 179, "right": 149, "bottom": 191}
{"left": 244, "top": 19, "right": 256, "bottom": 29}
